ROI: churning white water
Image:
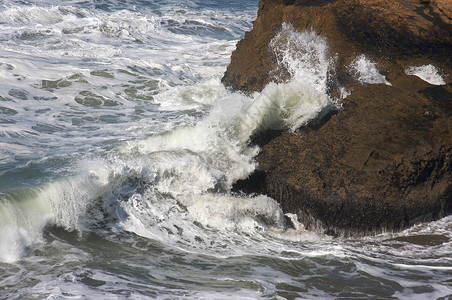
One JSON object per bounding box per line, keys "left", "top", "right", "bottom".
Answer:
{"left": 0, "top": 1, "right": 451, "bottom": 299}
{"left": 1, "top": 19, "right": 335, "bottom": 262}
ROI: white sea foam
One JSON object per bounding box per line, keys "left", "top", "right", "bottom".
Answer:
{"left": 105, "top": 25, "right": 336, "bottom": 255}
{"left": 0, "top": 1, "right": 258, "bottom": 263}
{"left": 2, "top": 2, "right": 452, "bottom": 299}
{"left": 0, "top": 2, "right": 252, "bottom": 170}
{"left": 0, "top": 6, "right": 66, "bottom": 25}
{"left": 154, "top": 77, "right": 228, "bottom": 111}
{"left": 350, "top": 54, "right": 391, "bottom": 86}
{"left": 405, "top": 64, "right": 446, "bottom": 85}
{"left": 0, "top": 20, "right": 338, "bottom": 263}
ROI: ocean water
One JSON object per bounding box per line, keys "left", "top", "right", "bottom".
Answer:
{"left": 0, "top": 1, "right": 451, "bottom": 299}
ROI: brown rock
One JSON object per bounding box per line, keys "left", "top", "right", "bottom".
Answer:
{"left": 253, "top": 80, "right": 452, "bottom": 236}
{"left": 223, "top": 0, "right": 452, "bottom": 93}
{"left": 226, "top": 0, "right": 452, "bottom": 236}
{"left": 432, "top": 0, "right": 452, "bottom": 23}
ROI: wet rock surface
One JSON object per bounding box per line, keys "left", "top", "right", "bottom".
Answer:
{"left": 226, "top": 0, "right": 452, "bottom": 236}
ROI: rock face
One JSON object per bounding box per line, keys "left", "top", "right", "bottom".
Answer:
{"left": 224, "top": 0, "right": 452, "bottom": 236}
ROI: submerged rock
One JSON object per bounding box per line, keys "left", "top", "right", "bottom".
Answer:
{"left": 225, "top": 0, "right": 452, "bottom": 236}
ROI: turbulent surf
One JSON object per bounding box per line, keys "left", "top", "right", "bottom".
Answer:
{"left": 0, "top": 1, "right": 451, "bottom": 299}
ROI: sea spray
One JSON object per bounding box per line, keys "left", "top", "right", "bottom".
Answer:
{"left": 269, "top": 23, "right": 334, "bottom": 131}
{"left": 118, "top": 22, "right": 336, "bottom": 195}
{"left": 0, "top": 21, "right": 337, "bottom": 262}
{"left": 270, "top": 23, "right": 332, "bottom": 94}
{"left": 405, "top": 64, "right": 446, "bottom": 85}
{"left": 349, "top": 54, "right": 391, "bottom": 86}
{"left": 1, "top": 2, "right": 451, "bottom": 299}
{"left": 0, "top": 189, "right": 49, "bottom": 263}
{"left": 108, "top": 25, "right": 337, "bottom": 249}
{"left": 0, "top": 159, "right": 112, "bottom": 262}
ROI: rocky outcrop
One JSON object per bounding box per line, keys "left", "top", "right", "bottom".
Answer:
{"left": 224, "top": 0, "right": 452, "bottom": 236}
{"left": 223, "top": 0, "right": 452, "bottom": 93}
{"left": 432, "top": 0, "right": 452, "bottom": 23}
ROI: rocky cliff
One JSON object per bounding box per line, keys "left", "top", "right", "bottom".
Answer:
{"left": 224, "top": 0, "right": 452, "bottom": 236}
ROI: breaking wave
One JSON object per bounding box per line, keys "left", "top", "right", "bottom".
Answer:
{"left": 0, "top": 24, "right": 335, "bottom": 262}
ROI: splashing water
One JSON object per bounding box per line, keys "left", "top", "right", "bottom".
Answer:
{"left": 349, "top": 54, "right": 391, "bottom": 86}
{"left": 1, "top": 3, "right": 451, "bottom": 298}
{"left": 0, "top": 19, "right": 335, "bottom": 263}
{"left": 405, "top": 64, "right": 446, "bottom": 85}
